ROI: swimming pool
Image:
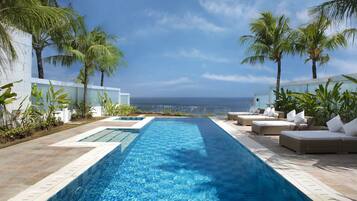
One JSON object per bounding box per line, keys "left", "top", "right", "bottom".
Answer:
{"left": 115, "top": 116, "right": 144, "bottom": 121}
{"left": 79, "top": 128, "right": 139, "bottom": 151}
{"left": 50, "top": 118, "right": 310, "bottom": 201}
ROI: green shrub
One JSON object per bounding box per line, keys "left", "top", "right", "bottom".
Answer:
{"left": 116, "top": 105, "right": 137, "bottom": 116}
{"left": 99, "top": 92, "right": 137, "bottom": 116}
{"left": 274, "top": 89, "right": 299, "bottom": 115}
{"left": 275, "top": 78, "right": 357, "bottom": 126}
{"left": 72, "top": 102, "right": 93, "bottom": 119}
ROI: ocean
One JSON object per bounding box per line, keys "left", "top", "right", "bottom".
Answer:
{"left": 131, "top": 97, "right": 254, "bottom": 115}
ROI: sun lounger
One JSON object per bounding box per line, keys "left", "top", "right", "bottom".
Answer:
{"left": 237, "top": 115, "right": 278, "bottom": 126}
{"left": 280, "top": 130, "right": 357, "bottom": 154}
{"left": 252, "top": 120, "right": 308, "bottom": 135}
{"left": 227, "top": 112, "right": 257, "bottom": 120}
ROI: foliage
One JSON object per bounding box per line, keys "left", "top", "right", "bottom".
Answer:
{"left": 98, "top": 92, "right": 137, "bottom": 116}
{"left": 96, "top": 40, "right": 124, "bottom": 86}
{"left": 116, "top": 105, "right": 138, "bottom": 116}
{"left": 46, "top": 27, "right": 121, "bottom": 117}
{"left": 274, "top": 89, "right": 299, "bottom": 114}
{"left": 0, "top": 125, "right": 32, "bottom": 143}
{"left": 0, "top": 80, "right": 23, "bottom": 129}
{"left": 71, "top": 102, "right": 93, "bottom": 119}
{"left": 0, "top": 0, "right": 75, "bottom": 66}
{"left": 275, "top": 78, "right": 357, "bottom": 126}
{"left": 294, "top": 15, "right": 352, "bottom": 79}
{"left": 98, "top": 92, "right": 117, "bottom": 116}
{"left": 312, "top": 0, "right": 357, "bottom": 22}
{"left": 240, "top": 12, "right": 294, "bottom": 99}
{"left": 45, "top": 82, "right": 70, "bottom": 122}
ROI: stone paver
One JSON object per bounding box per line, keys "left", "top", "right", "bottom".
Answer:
{"left": 225, "top": 120, "right": 357, "bottom": 200}
{"left": 0, "top": 120, "right": 135, "bottom": 201}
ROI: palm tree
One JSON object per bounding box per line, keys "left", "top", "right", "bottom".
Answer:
{"left": 312, "top": 0, "right": 357, "bottom": 22}
{"left": 96, "top": 46, "right": 123, "bottom": 86}
{"left": 47, "top": 27, "right": 120, "bottom": 117}
{"left": 312, "top": 0, "right": 357, "bottom": 42}
{"left": 295, "top": 16, "right": 349, "bottom": 79}
{"left": 0, "top": 0, "right": 72, "bottom": 66}
{"left": 240, "top": 12, "right": 294, "bottom": 99}
{"left": 27, "top": 1, "right": 81, "bottom": 79}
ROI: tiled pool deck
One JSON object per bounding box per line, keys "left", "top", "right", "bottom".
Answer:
{"left": 0, "top": 120, "right": 137, "bottom": 201}
{"left": 215, "top": 118, "right": 357, "bottom": 200}
{"left": 1, "top": 117, "right": 357, "bottom": 200}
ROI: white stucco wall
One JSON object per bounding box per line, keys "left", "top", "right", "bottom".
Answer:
{"left": 0, "top": 28, "right": 32, "bottom": 112}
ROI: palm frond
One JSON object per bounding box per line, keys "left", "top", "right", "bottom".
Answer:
{"left": 311, "top": 0, "right": 357, "bottom": 22}
{"left": 241, "top": 55, "right": 265, "bottom": 64}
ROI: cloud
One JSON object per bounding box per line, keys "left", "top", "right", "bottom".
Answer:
{"left": 136, "top": 77, "right": 194, "bottom": 87}
{"left": 295, "top": 9, "right": 311, "bottom": 24}
{"left": 329, "top": 58, "right": 357, "bottom": 74}
{"left": 164, "top": 48, "right": 231, "bottom": 63}
{"left": 147, "top": 10, "right": 225, "bottom": 33}
{"left": 202, "top": 73, "right": 277, "bottom": 84}
{"left": 247, "top": 64, "right": 275, "bottom": 73}
{"left": 198, "top": 0, "right": 258, "bottom": 20}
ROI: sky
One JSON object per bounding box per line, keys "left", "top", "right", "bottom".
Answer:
{"left": 33, "top": 0, "right": 357, "bottom": 97}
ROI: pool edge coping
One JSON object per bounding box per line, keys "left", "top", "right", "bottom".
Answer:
{"left": 210, "top": 117, "right": 351, "bottom": 201}
{"left": 8, "top": 117, "right": 155, "bottom": 201}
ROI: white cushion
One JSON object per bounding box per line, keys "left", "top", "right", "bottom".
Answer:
{"left": 294, "top": 111, "right": 305, "bottom": 124}
{"left": 253, "top": 120, "right": 296, "bottom": 126}
{"left": 263, "top": 107, "right": 271, "bottom": 116}
{"left": 268, "top": 107, "right": 276, "bottom": 117}
{"left": 343, "top": 118, "right": 357, "bottom": 136}
{"left": 326, "top": 115, "right": 344, "bottom": 133}
{"left": 287, "top": 110, "right": 296, "bottom": 122}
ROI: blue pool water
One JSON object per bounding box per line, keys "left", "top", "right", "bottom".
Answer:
{"left": 50, "top": 118, "right": 310, "bottom": 201}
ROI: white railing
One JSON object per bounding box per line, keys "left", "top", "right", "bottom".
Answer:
{"left": 31, "top": 78, "right": 131, "bottom": 119}
{"left": 120, "top": 93, "right": 130, "bottom": 105}
{"left": 254, "top": 73, "right": 357, "bottom": 108}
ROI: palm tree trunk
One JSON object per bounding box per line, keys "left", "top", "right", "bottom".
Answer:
{"left": 275, "top": 59, "right": 282, "bottom": 101}
{"left": 312, "top": 59, "right": 317, "bottom": 79}
{"left": 35, "top": 48, "right": 44, "bottom": 79}
{"left": 100, "top": 70, "right": 104, "bottom": 86}
{"left": 83, "top": 65, "right": 88, "bottom": 118}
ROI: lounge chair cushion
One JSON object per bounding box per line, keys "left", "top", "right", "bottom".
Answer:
{"left": 228, "top": 112, "right": 254, "bottom": 115}
{"left": 253, "top": 120, "right": 296, "bottom": 126}
{"left": 294, "top": 111, "right": 305, "bottom": 124}
{"left": 287, "top": 110, "right": 296, "bottom": 122}
{"left": 263, "top": 107, "right": 271, "bottom": 116}
{"left": 327, "top": 115, "right": 344, "bottom": 133}
{"left": 281, "top": 130, "right": 345, "bottom": 140}
{"left": 343, "top": 118, "right": 357, "bottom": 136}
{"left": 268, "top": 107, "right": 275, "bottom": 117}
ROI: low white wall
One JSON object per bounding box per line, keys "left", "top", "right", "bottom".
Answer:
{"left": 120, "top": 93, "right": 130, "bottom": 105}
{"left": 0, "top": 28, "right": 32, "bottom": 112}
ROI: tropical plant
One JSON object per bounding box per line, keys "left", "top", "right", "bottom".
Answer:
{"left": 47, "top": 27, "right": 119, "bottom": 117}
{"left": 0, "top": 81, "right": 20, "bottom": 128}
{"left": 275, "top": 78, "right": 357, "bottom": 126}
{"left": 0, "top": 0, "right": 74, "bottom": 66}
{"left": 99, "top": 92, "right": 137, "bottom": 116}
{"left": 29, "top": 5, "right": 81, "bottom": 79}
{"left": 294, "top": 16, "right": 351, "bottom": 79}
{"left": 96, "top": 47, "right": 123, "bottom": 86}
{"left": 72, "top": 102, "right": 93, "bottom": 119}
{"left": 240, "top": 12, "right": 294, "bottom": 99}
{"left": 291, "top": 92, "right": 320, "bottom": 120}
{"left": 98, "top": 92, "right": 116, "bottom": 116}
{"left": 45, "top": 82, "right": 70, "bottom": 125}
{"left": 21, "top": 84, "right": 45, "bottom": 128}
{"left": 274, "top": 88, "right": 299, "bottom": 114}
{"left": 312, "top": 0, "right": 357, "bottom": 22}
